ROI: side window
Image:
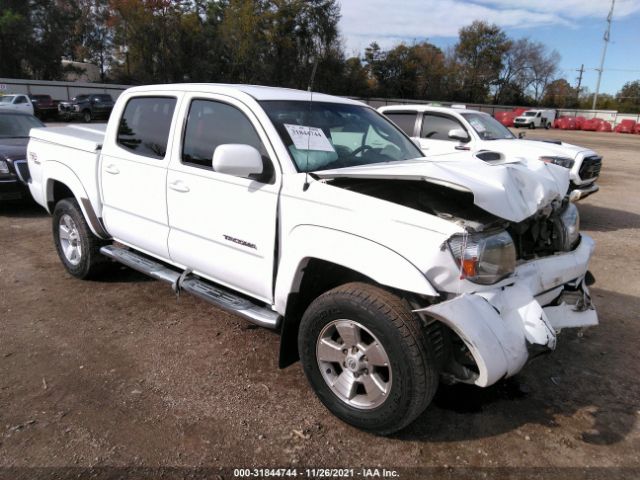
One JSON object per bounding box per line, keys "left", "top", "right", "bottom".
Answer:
{"left": 385, "top": 113, "right": 417, "bottom": 136}
{"left": 15, "top": 96, "right": 27, "bottom": 104}
{"left": 182, "top": 99, "right": 272, "bottom": 181}
{"left": 117, "top": 96, "right": 176, "bottom": 160}
{"left": 421, "top": 114, "right": 465, "bottom": 141}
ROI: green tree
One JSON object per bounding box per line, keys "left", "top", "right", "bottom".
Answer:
{"left": 541, "top": 78, "right": 577, "bottom": 108}
{"left": 0, "top": 1, "right": 31, "bottom": 77}
{"left": 616, "top": 80, "right": 640, "bottom": 113}
{"left": 454, "top": 21, "right": 511, "bottom": 103}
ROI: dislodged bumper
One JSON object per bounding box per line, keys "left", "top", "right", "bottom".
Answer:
{"left": 417, "top": 235, "right": 597, "bottom": 388}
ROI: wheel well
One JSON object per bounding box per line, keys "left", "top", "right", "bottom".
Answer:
{"left": 48, "top": 181, "right": 74, "bottom": 211}
{"left": 278, "top": 259, "right": 373, "bottom": 368}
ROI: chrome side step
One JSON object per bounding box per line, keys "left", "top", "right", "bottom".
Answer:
{"left": 100, "top": 245, "right": 280, "bottom": 329}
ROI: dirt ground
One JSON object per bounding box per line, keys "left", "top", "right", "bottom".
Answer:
{"left": 1, "top": 129, "right": 639, "bottom": 479}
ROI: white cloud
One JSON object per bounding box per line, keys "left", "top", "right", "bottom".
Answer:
{"left": 338, "top": 0, "right": 640, "bottom": 55}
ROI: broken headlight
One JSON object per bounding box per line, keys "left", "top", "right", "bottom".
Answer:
{"left": 447, "top": 231, "right": 516, "bottom": 285}
{"left": 558, "top": 203, "right": 580, "bottom": 251}
{"left": 539, "top": 155, "right": 575, "bottom": 169}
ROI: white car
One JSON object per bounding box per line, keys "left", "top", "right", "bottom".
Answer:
{"left": 379, "top": 105, "right": 601, "bottom": 201}
{"left": 0, "top": 94, "right": 35, "bottom": 116}
{"left": 513, "top": 109, "right": 556, "bottom": 129}
{"left": 26, "top": 84, "right": 597, "bottom": 435}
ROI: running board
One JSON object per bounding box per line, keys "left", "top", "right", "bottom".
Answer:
{"left": 100, "top": 245, "right": 280, "bottom": 329}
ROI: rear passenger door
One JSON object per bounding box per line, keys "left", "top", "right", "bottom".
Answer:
{"left": 166, "top": 94, "right": 280, "bottom": 303}
{"left": 100, "top": 93, "right": 181, "bottom": 261}
{"left": 417, "top": 113, "right": 469, "bottom": 155}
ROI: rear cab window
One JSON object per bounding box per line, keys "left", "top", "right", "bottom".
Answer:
{"left": 117, "top": 97, "right": 177, "bottom": 160}
{"left": 384, "top": 112, "right": 417, "bottom": 136}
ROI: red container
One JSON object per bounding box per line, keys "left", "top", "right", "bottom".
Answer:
{"left": 512, "top": 107, "right": 527, "bottom": 116}
{"left": 494, "top": 111, "right": 516, "bottom": 127}
{"left": 582, "top": 118, "right": 602, "bottom": 131}
{"left": 614, "top": 119, "right": 637, "bottom": 133}
{"left": 635, "top": 123, "right": 640, "bottom": 134}
{"left": 575, "top": 116, "right": 586, "bottom": 129}
{"left": 596, "top": 121, "right": 612, "bottom": 132}
{"left": 556, "top": 117, "right": 576, "bottom": 130}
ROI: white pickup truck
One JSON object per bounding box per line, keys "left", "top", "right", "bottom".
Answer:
{"left": 513, "top": 109, "right": 556, "bottom": 129}
{"left": 27, "top": 84, "right": 598, "bottom": 434}
{"left": 379, "top": 105, "right": 601, "bottom": 201}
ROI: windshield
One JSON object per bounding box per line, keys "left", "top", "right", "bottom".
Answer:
{"left": 461, "top": 112, "right": 515, "bottom": 140}
{"left": 260, "top": 101, "right": 424, "bottom": 172}
{"left": 0, "top": 96, "right": 15, "bottom": 103}
{"left": 0, "top": 113, "right": 45, "bottom": 138}
{"left": 524, "top": 112, "right": 537, "bottom": 117}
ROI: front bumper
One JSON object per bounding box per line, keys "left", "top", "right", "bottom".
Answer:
{"left": 569, "top": 182, "right": 599, "bottom": 202}
{"left": 417, "top": 234, "right": 597, "bottom": 387}
{"left": 0, "top": 177, "right": 27, "bottom": 200}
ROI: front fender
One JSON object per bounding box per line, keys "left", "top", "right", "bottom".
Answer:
{"left": 274, "top": 225, "right": 438, "bottom": 313}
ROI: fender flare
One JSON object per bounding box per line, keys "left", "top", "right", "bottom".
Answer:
{"left": 274, "top": 225, "right": 438, "bottom": 313}
{"left": 43, "top": 161, "right": 110, "bottom": 239}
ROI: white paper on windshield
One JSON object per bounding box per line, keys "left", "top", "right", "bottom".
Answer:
{"left": 469, "top": 118, "right": 486, "bottom": 132}
{"left": 284, "top": 124, "right": 335, "bottom": 152}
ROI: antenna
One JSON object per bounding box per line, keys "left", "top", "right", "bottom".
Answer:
{"left": 592, "top": 0, "right": 615, "bottom": 110}
{"left": 302, "top": 58, "right": 319, "bottom": 192}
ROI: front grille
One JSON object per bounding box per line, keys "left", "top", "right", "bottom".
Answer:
{"left": 579, "top": 155, "right": 602, "bottom": 180}
{"left": 58, "top": 104, "right": 72, "bottom": 112}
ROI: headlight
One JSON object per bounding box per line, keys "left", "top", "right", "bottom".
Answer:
{"left": 0, "top": 159, "right": 10, "bottom": 175}
{"left": 539, "top": 156, "right": 575, "bottom": 169}
{"left": 73, "top": 105, "right": 81, "bottom": 111}
{"left": 447, "top": 230, "right": 516, "bottom": 285}
{"left": 559, "top": 203, "right": 580, "bottom": 250}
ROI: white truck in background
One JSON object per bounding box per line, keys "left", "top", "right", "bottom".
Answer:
{"left": 26, "top": 84, "right": 598, "bottom": 434}
{"left": 513, "top": 109, "right": 556, "bottom": 129}
{"left": 379, "top": 105, "right": 601, "bottom": 201}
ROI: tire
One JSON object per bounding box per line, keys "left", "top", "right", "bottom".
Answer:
{"left": 545, "top": 120, "right": 551, "bottom": 130}
{"left": 529, "top": 122, "right": 535, "bottom": 129}
{"left": 298, "top": 282, "right": 439, "bottom": 435}
{"left": 82, "top": 109, "right": 92, "bottom": 123}
{"left": 52, "top": 198, "right": 108, "bottom": 279}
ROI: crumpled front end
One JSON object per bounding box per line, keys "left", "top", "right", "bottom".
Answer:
{"left": 417, "top": 234, "right": 597, "bottom": 388}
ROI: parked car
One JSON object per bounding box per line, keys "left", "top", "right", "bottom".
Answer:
{"left": 379, "top": 105, "right": 601, "bottom": 201}
{"left": 58, "top": 93, "right": 114, "bottom": 123}
{"left": 0, "top": 111, "right": 45, "bottom": 201}
{"left": 27, "top": 84, "right": 597, "bottom": 434}
{"left": 0, "top": 94, "right": 35, "bottom": 116}
{"left": 513, "top": 109, "right": 556, "bottom": 129}
{"left": 29, "top": 94, "right": 59, "bottom": 120}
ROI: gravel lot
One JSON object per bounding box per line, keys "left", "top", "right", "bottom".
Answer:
{"left": 1, "top": 128, "right": 639, "bottom": 479}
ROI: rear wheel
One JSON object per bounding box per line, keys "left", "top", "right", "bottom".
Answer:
{"left": 82, "top": 109, "right": 92, "bottom": 123}
{"left": 298, "top": 282, "right": 439, "bottom": 435}
{"left": 52, "top": 198, "right": 108, "bottom": 279}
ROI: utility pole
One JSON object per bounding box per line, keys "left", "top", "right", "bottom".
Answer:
{"left": 576, "top": 64, "right": 584, "bottom": 105}
{"left": 592, "top": 0, "right": 615, "bottom": 110}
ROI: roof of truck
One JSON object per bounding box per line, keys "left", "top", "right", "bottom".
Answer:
{"left": 378, "top": 105, "right": 486, "bottom": 116}
{"left": 123, "top": 83, "right": 366, "bottom": 106}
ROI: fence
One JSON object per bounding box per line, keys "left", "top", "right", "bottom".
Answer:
{"left": 2, "top": 78, "right": 639, "bottom": 126}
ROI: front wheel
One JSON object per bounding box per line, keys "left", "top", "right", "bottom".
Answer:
{"left": 52, "top": 198, "right": 108, "bottom": 279}
{"left": 298, "top": 282, "right": 439, "bottom": 435}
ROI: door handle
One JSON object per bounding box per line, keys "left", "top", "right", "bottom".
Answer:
{"left": 169, "top": 180, "right": 190, "bottom": 193}
{"left": 104, "top": 164, "right": 120, "bottom": 175}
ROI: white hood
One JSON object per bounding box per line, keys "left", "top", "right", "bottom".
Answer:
{"left": 315, "top": 154, "right": 569, "bottom": 223}
{"left": 487, "top": 139, "right": 594, "bottom": 160}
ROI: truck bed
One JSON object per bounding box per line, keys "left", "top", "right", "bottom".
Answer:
{"left": 27, "top": 124, "right": 107, "bottom": 216}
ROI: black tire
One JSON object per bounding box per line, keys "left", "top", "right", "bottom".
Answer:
{"left": 545, "top": 120, "right": 551, "bottom": 130}
{"left": 529, "top": 122, "right": 535, "bottom": 129}
{"left": 52, "top": 198, "right": 108, "bottom": 279}
{"left": 298, "top": 282, "right": 439, "bottom": 435}
{"left": 82, "top": 109, "right": 92, "bottom": 123}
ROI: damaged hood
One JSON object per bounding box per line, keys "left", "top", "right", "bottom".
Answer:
{"left": 315, "top": 155, "right": 569, "bottom": 223}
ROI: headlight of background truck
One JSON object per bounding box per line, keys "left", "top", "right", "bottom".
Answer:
{"left": 447, "top": 231, "right": 516, "bottom": 285}
{"left": 539, "top": 155, "right": 575, "bottom": 169}
{"left": 0, "top": 159, "right": 10, "bottom": 175}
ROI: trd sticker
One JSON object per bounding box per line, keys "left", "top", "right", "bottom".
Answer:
{"left": 223, "top": 235, "right": 257, "bottom": 250}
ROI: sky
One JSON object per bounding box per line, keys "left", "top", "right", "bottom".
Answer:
{"left": 337, "top": 0, "right": 640, "bottom": 95}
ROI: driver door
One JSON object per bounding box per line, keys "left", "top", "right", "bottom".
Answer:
{"left": 417, "top": 113, "right": 469, "bottom": 156}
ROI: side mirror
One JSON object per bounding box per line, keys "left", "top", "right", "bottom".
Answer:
{"left": 518, "top": 132, "right": 526, "bottom": 139}
{"left": 448, "top": 128, "right": 469, "bottom": 142}
{"left": 212, "top": 144, "right": 263, "bottom": 178}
